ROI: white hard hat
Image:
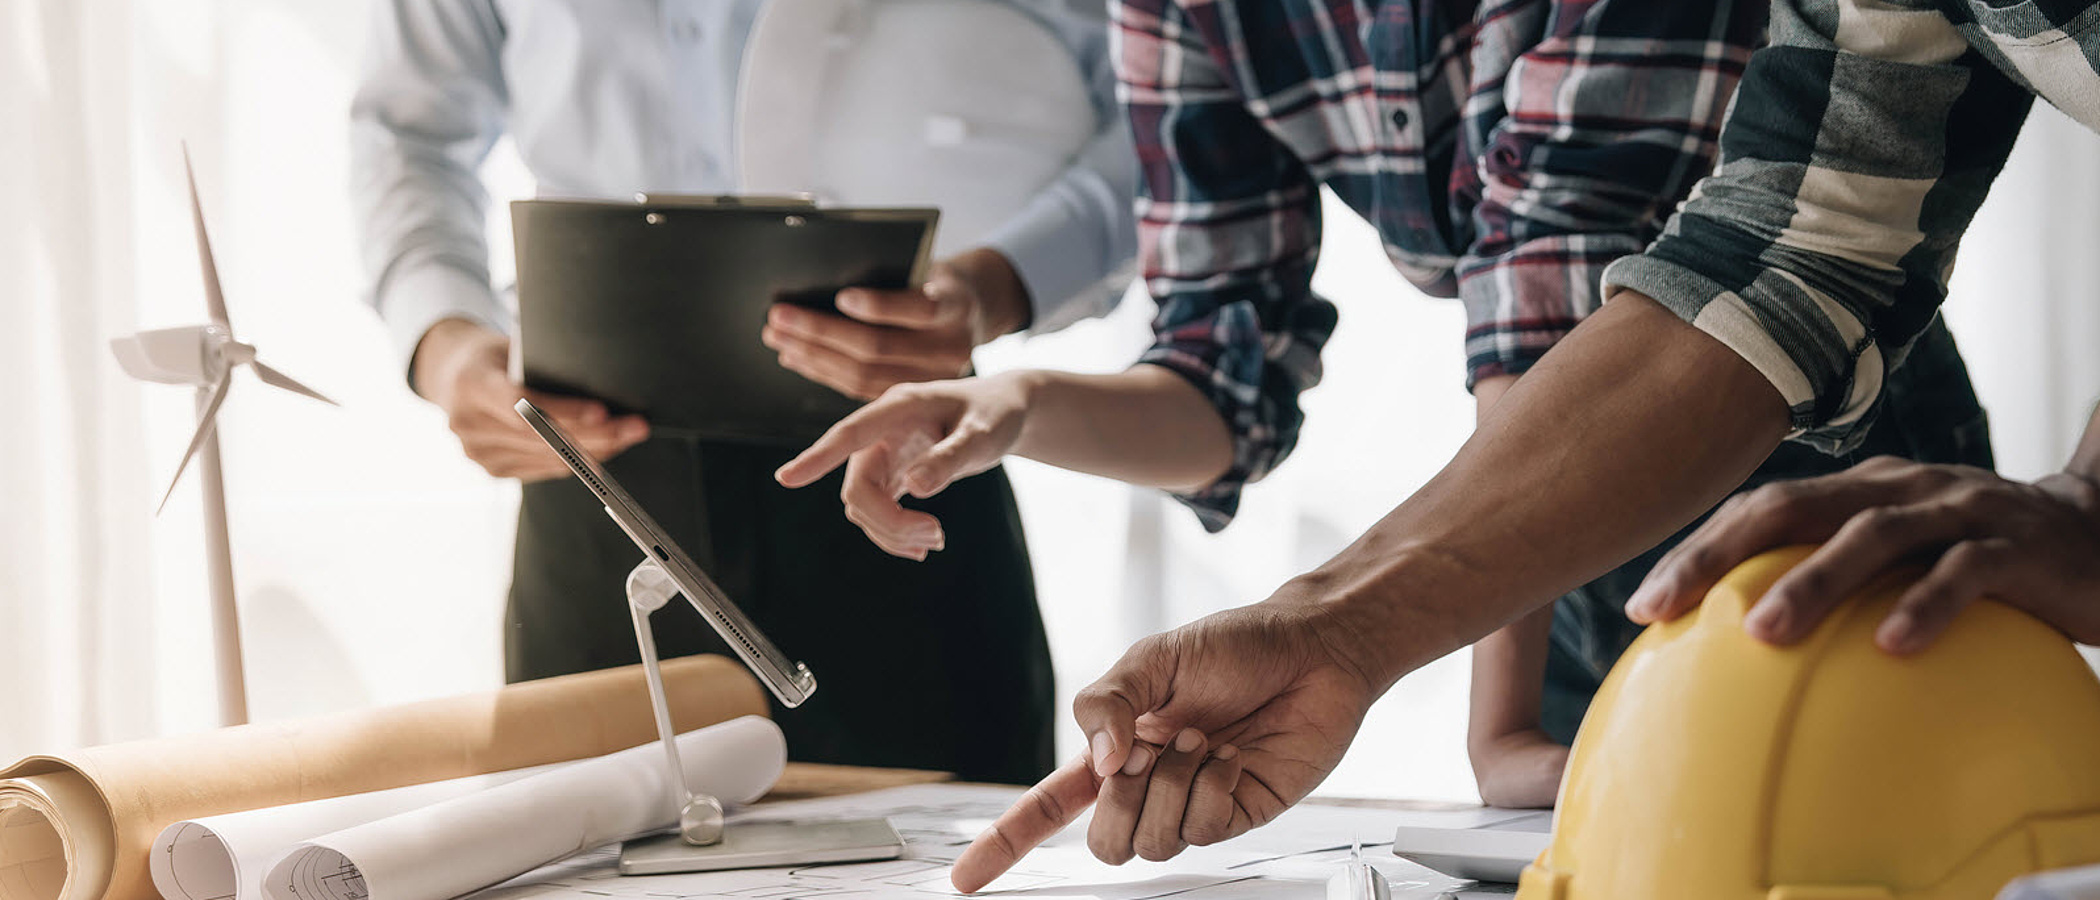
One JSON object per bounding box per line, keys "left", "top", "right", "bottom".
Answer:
{"left": 736, "top": 0, "right": 1098, "bottom": 258}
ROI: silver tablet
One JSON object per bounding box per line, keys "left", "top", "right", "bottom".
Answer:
{"left": 516, "top": 397, "right": 818, "bottom": 708}
{"left": 1391, "top": 809, "right": 1552, "bottom": 883}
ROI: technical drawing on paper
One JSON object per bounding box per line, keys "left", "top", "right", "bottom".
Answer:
{"left": 460, "top": 784, "right": 1508, "bottom": 900}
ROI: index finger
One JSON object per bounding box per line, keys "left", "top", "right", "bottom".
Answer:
{"left": 951, "top": 755, "right": 1102, "bottom": 893}
{"left": 776, "top": 399, "right": 914, "bottom": 488}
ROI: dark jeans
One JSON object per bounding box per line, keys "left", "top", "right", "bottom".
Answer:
{"left": 1539, "top": 318, "right": 1995, "bottom": 744}
{"left": 506, "top": 435, "right": 1055, "bottom": 785}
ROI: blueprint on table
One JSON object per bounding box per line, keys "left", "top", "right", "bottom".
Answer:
{"left": 461, "top": 784, "right": 1516, "bottom": 900}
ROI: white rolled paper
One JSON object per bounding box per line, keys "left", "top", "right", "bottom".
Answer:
{"left": 260, "top": 716, "right": 784, "bottom": 900}
{"left": 151, "top": 765, "right": 563, "bottom": 900}
{"left": 1999, "top": 864, "right": 2100, "bottom": 900}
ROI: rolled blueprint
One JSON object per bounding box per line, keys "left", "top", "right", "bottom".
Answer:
{"left": 263, "top": 716, "right": 786, "bottom": 900}
{"left": 0, "top": 656, "right": 765, "bottom": 900}
{"left": 2000, "top": 864, "right": 2100, "bottom": 899}
{"left": 151, "top": 765, "right": 563, "bottom": 900}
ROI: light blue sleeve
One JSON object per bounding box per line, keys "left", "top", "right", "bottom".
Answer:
{"left": 980, "top": 1, "right": 1140, "bottom": 335}
{"left": 349, "top": 0, "right": 512, "bottom": 383}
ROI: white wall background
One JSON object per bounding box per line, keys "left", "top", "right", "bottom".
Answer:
{"left": 4, "top": 0, "right": 2097, "bottom": 802}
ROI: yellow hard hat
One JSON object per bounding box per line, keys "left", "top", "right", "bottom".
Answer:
{"left": 1518, "top": 545, "right": 2100, "bottom": 900}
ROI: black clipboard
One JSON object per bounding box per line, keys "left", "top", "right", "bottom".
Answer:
{"left": 513, "top": 195, "right": 938, "bottom": 445}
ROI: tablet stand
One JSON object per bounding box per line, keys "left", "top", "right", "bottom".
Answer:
{"left": 616, "top": 559, "right": 908, "bottom": 875}
{"left": 626, "top": 559, "right": 728, "bottom": 846}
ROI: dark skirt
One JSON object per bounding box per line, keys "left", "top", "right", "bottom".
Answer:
{"left": 505, "top": 433, "right": 1055, "bottom": 785}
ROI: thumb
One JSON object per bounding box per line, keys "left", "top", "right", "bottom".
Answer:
{"left": 1072, "top": 636, "right": 1176, "bottom": 779}
{"left": 900, "top": 425, "right": 990, "bottom": 498}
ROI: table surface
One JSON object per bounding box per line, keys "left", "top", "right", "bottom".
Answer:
{"left": 764, "top": 762, "right": 953, "bottom": 801}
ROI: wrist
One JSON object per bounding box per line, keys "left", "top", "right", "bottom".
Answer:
{"left": 997, "top": 368, "right": 1054, "bottom": 446}
{"left": 411, "top": 318, "right": 504, "bottom": 408}
{"left": 948, "top": 247, "right": 1032, "bottom": 343}
{"left": 2041, "top": 470, "right": 2100, "bottom": 518}
{"left": 1270, "top": 543, "right": 1494, "bottom": 693}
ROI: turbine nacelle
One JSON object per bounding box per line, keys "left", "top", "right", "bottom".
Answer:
{"left": 113, "top": 146, "right": 338, "bottom": 515}
{"left": 110, "top": 324, "right": 231, "bottom": 386}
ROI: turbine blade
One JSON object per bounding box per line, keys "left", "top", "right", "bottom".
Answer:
{"left": 249, "top": 359, "right": 338, "bottom": 406}
{"left": 157, "top": 375, "right": 234, "bottom": 515}
{"left": 182, "top": 143, "right": 233, "bottom": 333}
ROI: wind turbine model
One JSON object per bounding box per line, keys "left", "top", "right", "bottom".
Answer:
{"left": 110, "top": 146, "right": 338, "bottom": 727}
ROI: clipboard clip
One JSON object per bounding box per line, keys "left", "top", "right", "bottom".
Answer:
{"left": 633, "top": 192, "right": 819, "bottom": 208}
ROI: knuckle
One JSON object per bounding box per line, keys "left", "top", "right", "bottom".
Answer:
{"left": 1860, "top": 455, "right": 1906, "bottom": 472}
{"left": 1913, "top": 464, "right": 1962, "bottom": 490}
{"left": 1087, "top": 831, "right": 1130, "bottom": 865}
{"left": 1133, "top": 835, "right": 1181, "bottom": 863}
{"left": 1680, "top": 543, "right": 1725, "bottom": 576}
{"left": 1946, "top": 540, "right": 2000, "bottom": 569}
{"left": 1781, "top": 567, "right": 1831, "bottom": 603}
{"left": 1848, "top": 506, "right": 1902, "bottom": 534}
{"left": 1183, "top": 820, "right": 1227, "bottom": 847}
{"left": 1023, "top": 785, "right": 1068, "bottom": 827}
{"left": 1746, "top": 482, "right": 1799, "bottom": 515}
{"left": 978, "top": 823, "right": 1020, "bottom": 862}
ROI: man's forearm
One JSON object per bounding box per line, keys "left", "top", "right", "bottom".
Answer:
{"left": 1009, "top": 364, "right": 1234, "bottom": 493}
{"left": 1295, "top": 293, "right": 1792, "bottom": 688}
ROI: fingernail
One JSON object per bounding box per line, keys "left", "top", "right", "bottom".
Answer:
{"left": 1745, "top": 601, "right": 1788, "bottom": 639}
{"left": 771, "top": 305, "right": 799, "bottom": 325}
{"left": 1877, "top": 612, "right": 1916, "bottom": 654}
{"left": 1213, "top": 744, "right": 1238, "bottom": 761}
{"left": 837, "top": 291, "right": 865, "bottom": 315}
{"left": 1091, "top": 732, "right": 1115, "bottom": 776}
{"left": 1625, "top": 585, "right": 1658, "bottom": 621}
{"left": 1122, "top": 744, "right": 1154, "bottom": 776}
{"left": 622, "top": 420, "right": 648, "bottom": 440}
{"left": 1174, "top": 728, "right": 1203, "bottom": 753}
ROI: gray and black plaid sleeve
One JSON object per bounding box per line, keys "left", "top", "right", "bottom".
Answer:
{"left": 1601, "top": 0, "right": 2034, "bottom": 454}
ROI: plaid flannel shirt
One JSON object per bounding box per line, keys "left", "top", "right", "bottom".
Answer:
{"left": 1606, "top": 0, "right": 2100, "bottom": 454}
{"left": 1117, "top": 0, "right": 1768, "bottom": 529}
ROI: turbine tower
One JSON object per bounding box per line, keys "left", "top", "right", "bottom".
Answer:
{"left": 110, "top": 146, "right": 338, "bottom": 726}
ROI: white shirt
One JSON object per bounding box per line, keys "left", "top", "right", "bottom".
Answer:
{"left": 350, "top": 0, "right": 1138, "bottom": 374}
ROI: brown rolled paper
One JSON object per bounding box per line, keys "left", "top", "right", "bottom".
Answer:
{"left": 0, "top": 655, "right": 765, "bottom": 900}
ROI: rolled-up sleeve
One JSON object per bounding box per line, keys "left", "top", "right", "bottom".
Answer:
{"left": 1459, "top": 0, "right": 1764, "bottom": 388}
{"left": 1117, "top": 0, "right": 1336, "bottom": 531}
{"left": 1601, "top": 0, "right": 2033, "bottom": 453}
{"left": 350, "top": 0, "right": 511, "bottom": 383}
{"left": 982, "top": 3, "right": 1141, "bottom": 334}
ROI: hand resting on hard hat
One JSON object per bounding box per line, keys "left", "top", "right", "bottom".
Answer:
{"left": 946, "top": 599, "right": 1380, "bottom": 892}
{"left": 761, "top": 247, "right": 1031, "bottom": 401}
{"left": 1624, "top": 456, "right": 2100, "bottom": 653}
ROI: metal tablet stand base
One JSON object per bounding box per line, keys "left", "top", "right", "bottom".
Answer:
{"left": 617, "top": 559, "right": 907, "bottom": 876}
{"left": 627, "top": 559, "right": 727, "bottom": 847}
